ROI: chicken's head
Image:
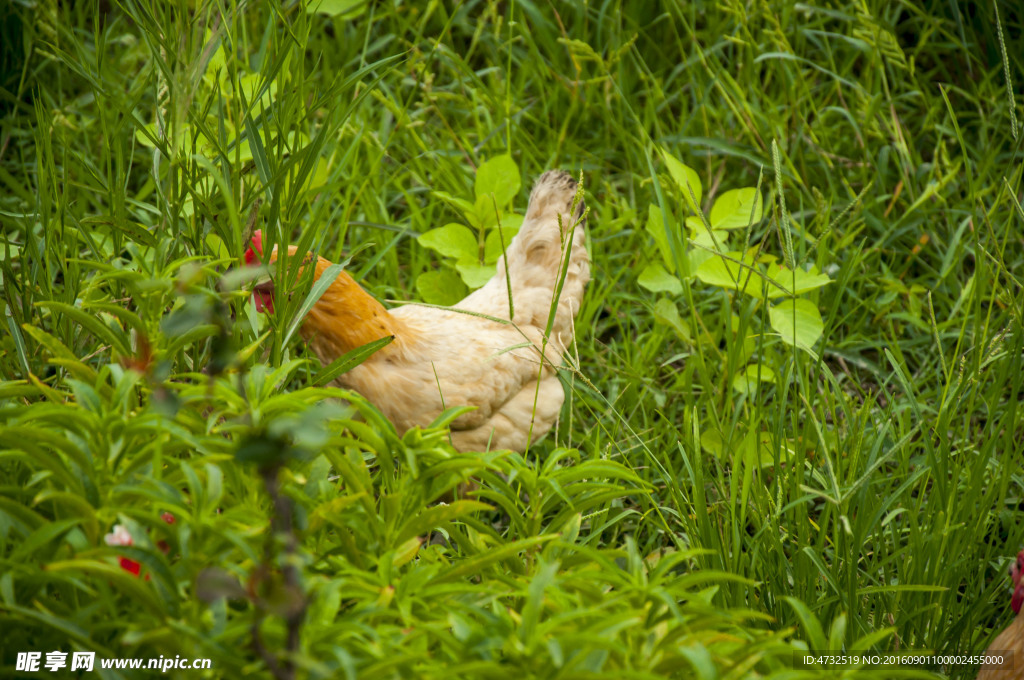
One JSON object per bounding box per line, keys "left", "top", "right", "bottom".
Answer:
{"left": 244, "top": 230, "right": 276, "bottom": 314}
{"left": 1012, "top": 549, "right": 1024, "bottom": 615}
{"left": 243, "top": 230, "right": 341, "bottom": 317}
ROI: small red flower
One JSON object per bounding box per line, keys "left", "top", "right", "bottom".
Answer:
{"left": 105, "top": 525, "right": 143, "bottom": 578}
{"left": 119, "top": 557, "right": 142, "bottom": 577}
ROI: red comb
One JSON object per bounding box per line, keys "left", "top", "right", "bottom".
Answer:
{"left": 244, "top": 229, "right": 264, "bottom": 265}
{"left": 1011, "top": 550, "right": 1024, "bottom": 614}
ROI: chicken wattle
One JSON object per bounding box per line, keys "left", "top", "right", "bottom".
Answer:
{"left": 978, "top": 549, "right": 1024, "bottom": 679}
{"left": 244, "top": 170, "right": 589, "bottom": 452}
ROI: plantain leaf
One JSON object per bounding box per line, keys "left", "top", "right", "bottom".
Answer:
{"left": 764, "top": 263, "right": 833, "bottom": 298}
{"left": 646, "top": 205, "right": 674, "bottom": 271}
{"left": 653, "top": 297, "right": 689, "bottom": 339}
{"left": 418, "top": 224, "right": 478, "bottom": 261}
{"left": 695, "top": 252, "right": 762, "bottom": 298}
{"left": 661, "top": 148, "right": 702, "bottom": 214}
{"left": 415, "top": 270, "right": 468, "bottom": 306}
{"left": 475, "top": 154, "right": 521, "bottom": 209}
{"left": 455, "top": 261, "right": 496, "bottom": 289}
{"left": 732, "top": 363, "right": 777, "bottom": 394}
{"left": 483, "top": 216, "right": 523, "bottom": 263}
{"left": 638, "top": 262, "right": 682, "bottom": 295}
{"left": 304, "top": 0, "right": 368, "bottom": 18}
{"left": 709, "top": 188, "right": 763, "bottom": 229}
{"left": 769, "top": 298, "right": 824, "bottom": 349}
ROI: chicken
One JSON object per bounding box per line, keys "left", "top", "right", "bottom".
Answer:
{"left": 245, "top": 170, "right": 589, "bottom": 452}
{"left": 978, "top": 549, "right": 1024, "bottom": 680}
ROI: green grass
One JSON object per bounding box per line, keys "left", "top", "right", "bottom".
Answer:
{"left": 1, "top": 0, "right": 1023, "bottom": 678}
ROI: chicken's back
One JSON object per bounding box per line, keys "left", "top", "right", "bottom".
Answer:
{"left": 978, "top": 615, "right": 1024, "bottom": 679}
{"left": 458, "top": 170, "right": 589, "bottom": 342}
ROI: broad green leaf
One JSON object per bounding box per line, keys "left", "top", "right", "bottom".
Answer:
{"left": 638, "top": 262, "right": 682, "bottom": 295}
{"left": 454, "top": 261, "right": 495, "bottom": 289}
{"left": 285, "top": 157, "right": 331, "bottom": 196}
{"left": 68, "top": 379, "right": 102, "bottom": 414}
{"left": 700, "top": 429, "right": 725, "bottom": 458}
{"left": 201, "top": 29, "right": 227, "bottom": 84}
{"left": 207, "top": 233, "right": 231, "bottom": 263}
{"left": 661, "top": 148, "right": 702, "bottom": 214}
{"left": 686, "top": 219, "right": 729, "bottom": 273}
{"left": 764, "top": 263, "right": 832, "bottom": 298}
{"left": 431, "top": 191, "right": 477, "bottom": 219}
{"left": 769, "top": 298, "right": 824, "bottom": 349}
{"left": 483, "top": 217, "right": 523, "bottom": 263}
{"left": 134, "top": 121, "right": 161, "bottom": 149}
{"left": 418, "top": 224, "right": 478, "bottom": 261}
{"left": 646, "top": 205, "right": 674, "bottom": 271}
{"left": 475, "top": 154, "right": 520, "bottom": 209}
{"left": 732, "top": 363, "right": 777, "bottom": 394}
{"left": 415, "top": 270, "right": 468, "bottom": 306}
{"left": 686, "top": 218, "right": 729, "bottom": 250}
{"left": 694, "top": 253, "right": 761, "bottom": 297}
{"left": 736, "top": 430, "right": 792, "bottom": 475}
{"left": 305, "top": 0, "right": 367, "bottom": 17}
{"left": 519, "top": 559, "right": 560, "bottom": 645}
{"left": 653, "top": 297, "right": 689, "bottom": 340}
{"left": 473, "top": 193, "right": 499, "bottom": 230}
{"left": 709, "top": 188, "right": 764, "bottom": 229}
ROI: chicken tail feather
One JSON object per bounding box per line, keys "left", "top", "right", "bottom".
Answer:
{"left": 461, "top": 170, "right": 590, "bottom": 341}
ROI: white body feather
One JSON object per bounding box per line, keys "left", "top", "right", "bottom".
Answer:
{"left": 337, "top": 170, "right": 589, "bottom": 451}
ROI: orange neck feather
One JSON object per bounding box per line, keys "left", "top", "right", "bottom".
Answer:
{"left": 300, "top": 256, "right": 403, "bottom": 362}
{"left": 262, "top": 244, "right": 404, "bottom": 362}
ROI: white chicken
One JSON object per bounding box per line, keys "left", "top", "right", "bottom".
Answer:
{"left": 246, "top": 170, "right": 589, "bottom": 451}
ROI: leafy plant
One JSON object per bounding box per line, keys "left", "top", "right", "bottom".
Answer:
{"left": 641, "top": 149, "right": 831, "bottom": 380}
{"left": 416, "top": 154, "right": 524, "bottom": 303}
